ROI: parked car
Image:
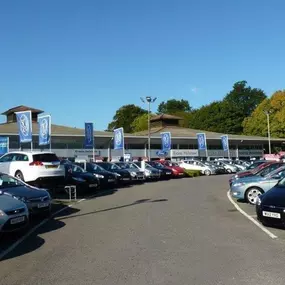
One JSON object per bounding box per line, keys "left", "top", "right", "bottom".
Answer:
{"left": 179, "top": 160, "right": 216, "bottom": 176}
{"left": 204, "top": 161, "right": 227, "bottom": 174}
{"left": 212, "top": 161, "right": 238, "bottom": 174}
{"left": 63, "top": 163, "right": 100, "bottom": 193}
{"left": 147, "top": 161, "right": 172, "bottom": 180}
{"left": 256, "top": 176, "right": 285, "bottom": 227}
{"left": 133, "top": 161, "right": 161, "bottom": 180}
{"left": 229, "top": 162, "right": 283, "bottom": 185}
{"left": 0, "top": 192, "right": 29, "bottom": 233}
{"left": 230, "top": 165, "right": 285, "bottom": 204}
{"left": 114, "top": 162, "right": 145, "bottom": 182}
{"left": 0, "top": 172, "right": 52, "bottom": 216}
{"left": 95, "top": 162, "right": 132, "bottom": 184}
{"left": 74, "top": 162, "right": 117, "bottom": 188}
{"left": 0, "top": 151, "right": 65, "bottom": 187}
{"left": 158, "top": 160, "right": 185, "bottom": 177}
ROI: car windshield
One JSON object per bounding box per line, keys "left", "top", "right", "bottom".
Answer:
{"left": 266, "top": 167, "right": 285, "bottom": 179}
{"left": 90, "top": 163, "right": 105, "bottom": 171}
{"left": 0, "top": 173, "right": 24, "bottom": 188}
{"left": 149, "top": 162, "right": 164, "bottom": 168}
{"left": 128, "top": 163, "right": 138, "bottom": 169}
{"left": 258, "top": 164, "right": 282, "bottom": 177}
{"left": 116, "top": 163, "right": 128, "bottom": 169}
{"left": 110, "top": 163, "right": 121, "bottom": 170}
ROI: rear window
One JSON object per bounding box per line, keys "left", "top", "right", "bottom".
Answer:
{"left": 33, "top": 153, "right": 59, "bottom": 162}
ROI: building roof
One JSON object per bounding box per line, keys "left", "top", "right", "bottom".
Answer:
{"left": 1, "top": 105, "right": 44, "bottom": 115}
{"left": 132, "top": 125, "right": 284, "bottom": 141}
{"left": 150, "top": 114, "right": 182, "bottom": 122}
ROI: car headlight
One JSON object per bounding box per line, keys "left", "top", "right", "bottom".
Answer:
{"left": 72, "top": 177, "right": 86, "bottom": 182}
{"left": 13, "top": 196, "right": 27, "bottom": 202}
{"left": 255, "top": 196, "right": 262, "bottom": 206}
{"left": 232, "top": 182, "right": 245, "bottom": 187}
{"left": 130, "top": 172, "right": 136, "bottom": 177}
{"left": 94, "top": 174, "right": 104, "bottom": 179}
{"left": 145, "top": 169, "right": 151, "bottom": 174}
{"left": 234, "top": 174, "right": 239, "bottom": 178}
{"left": 0, "top": 209, "right": 6, "bottom": 217}
{"left": 114, "top": 173, "right": 121, "bottom": 177}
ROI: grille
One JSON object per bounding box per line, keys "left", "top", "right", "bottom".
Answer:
{"left": 27, "top": 196, "right": 49, "bottom": 203}
{"left": 5, "top": 207, "right": 26, "bottom": 216}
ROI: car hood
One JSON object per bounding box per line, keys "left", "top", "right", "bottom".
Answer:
{"left": 261, "top": 186, "right": 285, "bottom": 207}
{"left": 0, "top": 194, "right": 27, "bottom": 211}
{"left": 108, "top": 169, "right": 130, "bottom": 175}
{"left": 76, "top": 172, "right": 98, "bottom": 181}
{"left": 1, "top": 185, "right": 49, "bottom": 199}
{"left": 233, "top": 175, "right": 266, "bottom": 184}
{"left": 172, "top": 166, "right": 185, "bottom": 172}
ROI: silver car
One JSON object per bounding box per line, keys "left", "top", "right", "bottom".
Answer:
{"left": 114, "top": 162, "right": 145, "bottom": 181}
{"left": 0, "top": 192, "right": 29, "bottom": 232}
{"left": 230, "top": 165, "right": 285, "bottom": 204}
{"left": 133, "top": 161, "right": 161, "bottom": 180}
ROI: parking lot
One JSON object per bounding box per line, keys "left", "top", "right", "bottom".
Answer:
{"left": 1, "top": 175, "right": 285, "bottom": 285}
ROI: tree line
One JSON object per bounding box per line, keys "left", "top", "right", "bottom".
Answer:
{"left": 107, "top": 81, "right": 285, "bottom": 138}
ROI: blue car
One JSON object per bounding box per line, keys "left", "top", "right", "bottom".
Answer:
{"left": 230, "top": 165, "right": 285, "bottom": 204}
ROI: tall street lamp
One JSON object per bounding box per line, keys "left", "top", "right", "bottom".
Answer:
{"left": 264, "top": 110, "right": 272, "bottom": 154}
{"left": 140, "top": 96, "right": 157, "bottom": 160}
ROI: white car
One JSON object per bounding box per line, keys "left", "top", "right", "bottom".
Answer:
{"left": 0, "top": 151, "right": 65, "bottom": 186}
{"left": 179, "top": 160, "right": 216, "bottom": 176}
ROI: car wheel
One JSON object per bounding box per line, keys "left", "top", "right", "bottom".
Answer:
{"left": 204, "top": 169, "right": 211, "bottom": 176}
{"left": 245, "top": 187, "right": 263, "bottom": 205}
{"left": 15, "top": 171, "right": 25, "bottom": 181}
{"left": 226, "top": 169, "right": 232, "bottom": 174}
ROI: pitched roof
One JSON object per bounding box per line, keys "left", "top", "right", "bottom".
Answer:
{"left": 1, "top": 105, "right": 44, "bottom": 115}
{"left": 150, "top": 114, "right": 182, "bottom": 122}
{"left": 133, "top": 125, "right": 285, "bottom": 141}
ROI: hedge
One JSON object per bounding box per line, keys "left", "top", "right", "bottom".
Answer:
{"left": 183, "top": 169, "right": 202, "bottom": 178}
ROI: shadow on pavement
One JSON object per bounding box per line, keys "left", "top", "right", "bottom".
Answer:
{"left": 58, "top": 198, "right": 168, "bottom": 221}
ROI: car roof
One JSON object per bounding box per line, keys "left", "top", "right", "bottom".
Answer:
{"left": 4, "top": 151, "right": 55, "bottom": 155}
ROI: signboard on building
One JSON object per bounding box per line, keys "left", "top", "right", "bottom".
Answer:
{"left": 170, "top": 149, "right": 199, "bottom": 157}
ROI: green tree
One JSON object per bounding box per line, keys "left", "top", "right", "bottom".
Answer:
{"left": 131, "top": 113, "right": 152, "bottom": 133}
{"left": 243, "top": 90, "right": 285, "bottom": 138}
{"left": 157, "top": 99, "right": 191, "bottom": 114}
{"left": 107, "top": 104, "right": 147, "bottom": 133}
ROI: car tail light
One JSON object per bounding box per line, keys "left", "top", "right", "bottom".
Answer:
{"left": 29, "top": 161, "right": 43, "bottom": 166}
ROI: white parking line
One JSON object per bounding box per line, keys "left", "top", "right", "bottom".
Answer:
{"left": 227, "top": 190, "right": 278, "bottom": 239}
{"left": 0, "top": 192, "right": 101, "bottom": 261}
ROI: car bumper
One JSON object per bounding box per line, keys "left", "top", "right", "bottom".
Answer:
{"left": 256, "top": 204, "right": 285, "bottom": 227}
{"left": 0, "top": 214, "right": 29, "bottom": 233}
{"left": 27, "top": 201, "right": 52, "bottom": 215}
{"left": 230, "top": 186, "right": 245, "bottom": 200}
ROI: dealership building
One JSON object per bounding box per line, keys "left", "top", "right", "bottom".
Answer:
{"left": 0, "top": 105, "right": 284, "bottom": 160}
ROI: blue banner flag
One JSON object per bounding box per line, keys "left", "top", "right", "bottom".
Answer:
{"left": 38, "top": 115, "right": 51, "bottom": 146}
{"left": 197, "top": 133, "right": 207, "bottom": 150}
{"left": 114, "top": 128, "right": 124, "bottom": 150}
{"left": 0, "top": 137, "right": 9, "bottom": 155}
{"left": 84, "top": 122, "right": 94, "bottom": 149}
{"left": 15, "top": 111, "right": 32, "bottom": 143}
{"left": 161, "top": 132, "right": 171, "bottom": 151}
{"left": 221, "top": 135, "right": 229, "bottom": 152}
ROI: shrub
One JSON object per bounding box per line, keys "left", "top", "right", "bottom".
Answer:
{"left": 183, "top": 169, "right": 202, "bottom": 177}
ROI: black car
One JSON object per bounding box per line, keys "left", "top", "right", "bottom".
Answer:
{"left": 63, "top": 164, "right": 100, "bottom": 193}
{"left": 76, "top": 162, "right": 117, "bottom": 189}
{"left": 96, "top": 162, "right": 132, "bottom": 184}
{"left": 256, "top": 176, "right": 285, "bottom": 227}
{"left": 147, "top": 161, "right": 172, "bottom": 180}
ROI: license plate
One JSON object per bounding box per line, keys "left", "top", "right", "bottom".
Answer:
{"left": 262, "top": 211, "right": 281, "bottom": 219}
{"left": 45, "top": 165, "right": 58, "bottom": 169}
{"left": 38, "top": 203, "right": 50, "bottom": 208}
{"left": 10, "top": 216, "right": 25, "bottom": 224}
{"left": 108, "top": 179, "right": 115, "bottom": 182}
{"left": 166, "top": 173, "right": 171, "bottom": 175}
{"left": 123, "top": 178, "right": 130, "bottom": 180}
{"left": 179, "top": 173, "right": 184, "bottom": 175}
{"left": 89, "top": 184, "right": 98, "bottom": 188}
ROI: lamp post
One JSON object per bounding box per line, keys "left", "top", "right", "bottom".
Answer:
{"left": 140, "top": 96, "right": 157, "bottom": 160}
{"left": 264, "top": 110, "right": 272, "bottom": 154}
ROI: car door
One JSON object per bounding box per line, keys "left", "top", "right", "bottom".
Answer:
{"left": 8, "top": 153, "right": 29, "bottom": 178}
{"left": 0, "top": 153, "right": 14, "bottom": 174}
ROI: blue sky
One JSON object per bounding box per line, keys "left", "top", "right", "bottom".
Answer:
{"left": 1, "top": 0, "right": 285, "bottom": 130}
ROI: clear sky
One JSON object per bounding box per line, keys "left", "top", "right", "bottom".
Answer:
{"left": 1, "top": 0, "right": 285, "bottom": 130}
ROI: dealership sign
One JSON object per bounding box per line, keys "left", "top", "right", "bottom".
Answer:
{"left": 170, "top": 149, "right": 199, "bottom": 157}
{"left": 0, "top": 137, "right": 9, "bottom": 155}
{"left": 156, "top": 150, "right": 168, "bottom": 157}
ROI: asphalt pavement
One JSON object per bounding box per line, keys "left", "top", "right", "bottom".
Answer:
{"left": 1, "top": 175, "right": 285, "bottom": 285}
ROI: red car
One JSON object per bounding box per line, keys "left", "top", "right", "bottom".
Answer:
{"left": 159, "top": 160, "right": 185, "bottom": 177}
